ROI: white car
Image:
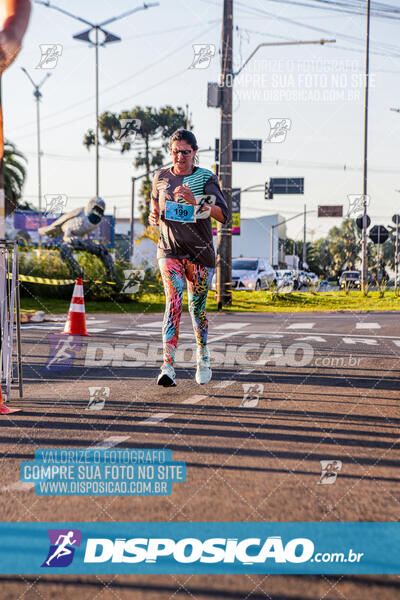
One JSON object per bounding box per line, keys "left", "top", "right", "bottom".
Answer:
{"left": 275, "top": 270, "right": 293, "bottom": 288}
{"left": 211, "top": 258, "right": 276, "bottom": 291}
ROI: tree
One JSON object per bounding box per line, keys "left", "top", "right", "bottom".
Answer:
{"left": 83, "top": 105, "right": 187, "bottom": 224}
{"left": 326, "top": 218, "right": 361, "bottom": 277}
{"left": 3, "top": 140, "right": 27, "bottom": 215}
{"left": 308, "top": 238, "right": 334, "bottom": 278}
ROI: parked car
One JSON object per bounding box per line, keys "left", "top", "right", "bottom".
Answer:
{"left": 339, "top": 270, "right": 361, "bottom": 289}
{"left": 317, "top": 279, "right": 333, "bottom": 292}
{"left": 211, "top": 258, "right": 276, "bottom": 291}
{"left": 275, "top": 270, "right": 293, "bottom": 288}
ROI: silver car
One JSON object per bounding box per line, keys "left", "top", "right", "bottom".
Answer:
{"left": 211, "top": 258, "right": 276, "bottom": 291}
{"left": 231, "top": 258, "right": 276, "bottom": 290}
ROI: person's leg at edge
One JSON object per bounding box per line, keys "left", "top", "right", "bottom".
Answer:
{"left": 157, "top": 257, "right": 185, "bottom": 386}
{"left": 185, "top": 260, "right": 214, "bottom": 384}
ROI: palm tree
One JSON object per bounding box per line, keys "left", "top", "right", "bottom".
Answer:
{"left": 3, "top": 140, "right": 28, "bottom": 215}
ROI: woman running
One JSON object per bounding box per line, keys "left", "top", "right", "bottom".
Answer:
{"left": 149, "top": 128, "right": 228, "bottom": 387}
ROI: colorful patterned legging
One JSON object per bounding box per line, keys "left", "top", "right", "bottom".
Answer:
{"left": 158, "top": 257, "right": 214, "bottom": 366}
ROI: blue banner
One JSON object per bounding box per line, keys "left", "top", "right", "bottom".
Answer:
{"left": 0, "top": 523, "right": 398, "bottom": 574}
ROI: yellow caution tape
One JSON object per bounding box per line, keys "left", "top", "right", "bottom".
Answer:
{"left": 8, "top": 274, "right": 116, "bottom": 286}
{"left": 15, "top": 274, "right": 75, "bottom": 285}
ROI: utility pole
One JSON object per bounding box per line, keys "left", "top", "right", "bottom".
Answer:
{"left": 216, "top": 0, "right": 233, "bottom": 308}
{"left": 303, "top": 203, "right": 307, "bottom": 269}
{"left": 21, "top": 69, "right": 51, "bottom": 222}
{"left": 361, "top": 0, "right": 371, "bottom": 292}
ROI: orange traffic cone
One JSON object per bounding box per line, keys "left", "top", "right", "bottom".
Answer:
{"left": 62, "top": 278, "right": 89, "bottom": 336}
{"left": 0, "top": 385, "right": 21, "bottom": 415}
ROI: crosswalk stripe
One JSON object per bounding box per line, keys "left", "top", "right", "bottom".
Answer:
{"left": 356, "top": 322, "right": 381, "bottom": 329}
{"left": 287, "top": 323, "right": 315, "bottom": 329}
{"left": 214, "top": 322, "right": 249, "bottom": 330}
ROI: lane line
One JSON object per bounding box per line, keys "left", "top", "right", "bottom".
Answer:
{"left": 287, "top": 323, "right": 315, "bottom": 330}
{"left": 356, "top": 322, "right": 381, "bottom": 329}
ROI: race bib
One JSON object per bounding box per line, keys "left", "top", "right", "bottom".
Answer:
{"left": 165, "top": 200, "right": 195, "bottom": 223}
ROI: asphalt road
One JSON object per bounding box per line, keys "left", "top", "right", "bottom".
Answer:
{"left": 0, "top": 310, "right": 399, "bottom": 599}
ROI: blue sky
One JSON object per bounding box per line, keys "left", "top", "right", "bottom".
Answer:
{"left": 3, "top": 0, "right": 400, "bottom": 241}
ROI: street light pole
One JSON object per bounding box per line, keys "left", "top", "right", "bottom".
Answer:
{"left": 21, "top": 68, "right": 51, "bottom": 220}
{"left": 34, "top": 1, "right": 159, "bottom": 198}
{"left": 361, "top": 0, "right": 371, "bottom": 293}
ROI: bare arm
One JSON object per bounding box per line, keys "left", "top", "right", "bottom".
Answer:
{"left": 0, "top": 0, "right": 31, "bottom": 74}
{"left": 209, "top": 204, "right": 225, "bottom": 223}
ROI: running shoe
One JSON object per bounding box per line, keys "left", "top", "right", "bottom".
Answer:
{"left": 157, "top": 364, "right": 176, "bottom": 387}
{"left": 195, "top": 352, "right": 212, "bottom": 385}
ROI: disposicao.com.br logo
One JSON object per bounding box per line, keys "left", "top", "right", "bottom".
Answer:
{"left": 82, "top": 536, "right": 363, "bottom": 566}
{"left": 42, "top": 529, "right": 82, "bottom": 567}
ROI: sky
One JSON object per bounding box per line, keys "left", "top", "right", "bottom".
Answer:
{"left": 3, "top": 0, "right": 400, "bottom": 242}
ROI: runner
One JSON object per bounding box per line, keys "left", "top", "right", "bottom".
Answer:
{"left": 45, "top": 531, "right": 77, "bottom": 566}
{"left": 149, "top": 128, "right": 228, "bottom": 387}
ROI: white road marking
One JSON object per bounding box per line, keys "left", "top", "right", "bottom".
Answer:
{"left": 213, "top": 380, "right": 236, "bottom": 389}
{"left": 2, "top": 481, "right": 34, "bottom": 492}
{"left": 86, "top": 320, "right": 109, "bottom": 324}
{"left": 209, "top": 332, "right": 244, "bottom": 343}
{"left": 222, "top": 329, "right": 400, "bottom": 341}
{"left": 343, "top": 337, "right": 378, "bottom": 345}
{"left": 214, "top": 322, "right": 250, "bottom": 330}
{"left": 238, "top": 368, "right": 256, "bottom": 375}
{"left": 87, "top": 328, "right": 106, "bottom": 333}
{"left": 295, "top": 336, "right": 327, "bottom": 342}
{"left": 137, "top": 321, "right": 164, "bottom": 328}
{"left": 247, "top": 334, "right": 284, "bottom": 339}
{"left": 287, "top": 323, "right": 315, "bottom": 329}
{"left": 140, "top": 413, "right": 173, "bottom": 424}
{"left": 94, "top": 436, "right": 130, "bottom": 448}
{"left": 182, "top": 395, "right": 207, "bottom": 405}
{"left": 355, "top": 322, "right": 381, "bottom": 329}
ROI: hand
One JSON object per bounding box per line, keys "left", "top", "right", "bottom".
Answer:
{"left": 173, "top": 184, "right": 196, "bottom": 206}
{"left": 148, "top": 207, "right": 159, "bottom": 226}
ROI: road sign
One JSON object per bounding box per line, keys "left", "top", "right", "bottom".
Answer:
{"left": 215, "top": 139, "right": 262, "bottom": 163}
{"left": 356, "top": 214, "right": 371, "bottom": 229}
{"left": 369, "top": 225, "right": 389, "bottom": 244}
{"left": 318, "top": 205, "right": 343, "bottom": 217}
{"left": 392, "top": 214, "right": 400, "bottom": 226}
{"left": 269, "top": 177, "right": 304, "bottom": 195}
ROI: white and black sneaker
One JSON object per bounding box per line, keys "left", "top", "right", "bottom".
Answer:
{"left": 195, "top": 348, "right": 212, "bottom": 385}
{"left": 157, "top": 364, "right": 177, "bottom": 387}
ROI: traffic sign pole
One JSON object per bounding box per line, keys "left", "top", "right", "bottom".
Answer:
{"left": 361, "top": 0, "right": 371, "bottom": 293}
{"left": 393, "top": 214, "right": 400, "bottom": 291}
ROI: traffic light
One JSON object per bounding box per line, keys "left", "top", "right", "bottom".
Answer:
{"left": 265, "top": 181, "right": 273, "bottom": 200}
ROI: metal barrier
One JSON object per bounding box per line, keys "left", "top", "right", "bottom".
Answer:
{"left": 0, "top": 240, "right": 23, "bottom": 401}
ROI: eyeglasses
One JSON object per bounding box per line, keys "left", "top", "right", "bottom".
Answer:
{"left": 171, "top": 149, "right": 192, "bottom": 156}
